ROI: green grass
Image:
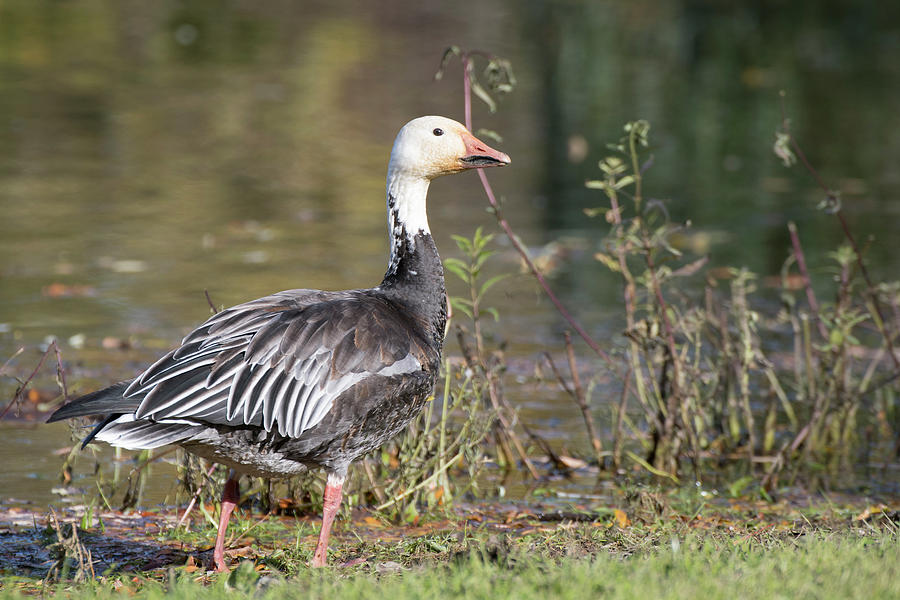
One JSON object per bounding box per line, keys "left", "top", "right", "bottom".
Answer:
{"left": 2, "top": 529, "right": 897, "bottom": 599}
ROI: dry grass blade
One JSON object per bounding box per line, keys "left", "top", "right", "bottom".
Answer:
{"left": 44, "top": 509, "right": 95, "bottom": 583}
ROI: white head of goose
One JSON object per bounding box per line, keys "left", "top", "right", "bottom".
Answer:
{"left": 48, "top": 116, "right": 509, "bottom": 571}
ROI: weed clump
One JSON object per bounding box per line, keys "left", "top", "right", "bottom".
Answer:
{"left": 578, "top": 117, "right": 900, "bottom": 489}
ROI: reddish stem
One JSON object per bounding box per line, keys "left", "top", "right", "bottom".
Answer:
{"left": 3, "top": 342, "right": 60, "bottom": 420}
{"left": 460, "top": 52, "right": 616, "bottom": 370}
{"left": 788, "top": 222, "right": 829, "bottom": 339}
{"left": 778, "top": 93, "right": 899, "bottom": 370}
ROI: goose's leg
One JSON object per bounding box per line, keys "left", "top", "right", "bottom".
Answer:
{"left": 213, "top": 471, "right": 239, "bottom": 572}
{"left": 311, "top": 471, "right": 345, "bottom": 567}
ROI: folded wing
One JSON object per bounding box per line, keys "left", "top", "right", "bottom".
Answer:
{"left": 125, "top": 289, "right": 426, "bottom": 438}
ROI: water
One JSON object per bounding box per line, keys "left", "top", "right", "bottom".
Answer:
{"left": 1, "top": 1, "right": 899, "bottom": 505}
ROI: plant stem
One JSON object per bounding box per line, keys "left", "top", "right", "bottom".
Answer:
{"left": 459, "top": 50, "right": 616, "bottom": 371}
{"left": 788, "top": 221, "right": 829, "bottom": 340}
{"left": 564, "top": 331, "right": 604, "bottom": 466}
{"left": 779, "top": 92, "right": 899, "bottom": 371}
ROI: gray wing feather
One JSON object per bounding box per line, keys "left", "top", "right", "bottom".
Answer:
{"left": 126, "top": 289, "right": 424, "bottom": 438}
{"left": 95, "top": 415, "right": 207, "bottom": 450}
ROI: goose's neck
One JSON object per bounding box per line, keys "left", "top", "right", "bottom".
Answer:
{"left": 380, "top": 169, "right": 446, "bottom": 341}
{"left": 384, "top": 170, "right": 432, "bottom": 278}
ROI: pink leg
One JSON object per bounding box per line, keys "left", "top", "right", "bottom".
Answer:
{"left": 213, "top": 474, "right": 240, "bottom": 572}
{"left": 311, "top": 471, "right": 345, "bottom": 568}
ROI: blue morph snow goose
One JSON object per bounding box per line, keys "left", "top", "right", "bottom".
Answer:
{"left": 48, "top": 116, "right": 510, "bottom": 571}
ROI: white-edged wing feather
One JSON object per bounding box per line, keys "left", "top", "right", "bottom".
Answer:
{"left": 123, "top": 290, "right": 425, "bottom": 438}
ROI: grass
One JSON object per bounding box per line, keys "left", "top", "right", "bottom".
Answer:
{"left": 1, "top": 491, "right": 897, "bottom": 598}
{"left": 1, "top": 527, "right": 897, "bottom": 599}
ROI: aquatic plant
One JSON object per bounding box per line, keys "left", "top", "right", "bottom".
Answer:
{"left": 443, "top": 47, "right": 900, "bottom": 492}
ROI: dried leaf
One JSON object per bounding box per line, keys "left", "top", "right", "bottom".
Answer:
{"left": 557, "top": 455, "right": 588, "bottom": 469}
{"left": 470, "top": 79, "right": 497, "bottom": 113}
{"left": 670, "top": 256, "right": 709, "bottom": 278}
{"left": 594, "top": 252, "right": 621, "bottom": 273}
{"left": 854, "top": 504, "right": 887, "bottom": 521}
{"left": 363, "top": 516, "right": 384, "bottom": 528}
{"left": 475, "top": 128, "right": 503, "bottom": 144}
{"left": 613, "top": 509, "right": 631, "bottom": 528}
{"left": 434, "top": 46, "right": 461, "bottom": 81}
{"left": 773, "top": 131, "right": 796, "bottom": 167}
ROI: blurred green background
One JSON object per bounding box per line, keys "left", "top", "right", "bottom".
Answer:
{"left": 0, "top": 0, "right": 898, "bottom": 499}
{"left": 2, "top": 0, "right": 899, "bottom": 348}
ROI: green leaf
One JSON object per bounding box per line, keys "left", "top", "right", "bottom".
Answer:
{"left": 479, "top": 274, "right": 509, "bottom": 297}
{"left": 433, "top": 46, "right": 461, "bottom": 81}
{"left": 402, "top": 501, "right": 419, "bottom": 523}
{"left": 475, "top": 128, "right": 503, "bottom": 144}
{"left": 472, "top": 250, "right": 497, "bottom": 273}
{"left": 599, "top": 156, "right": 626, "bottom": 175}
{"left": 583, "top": 207, "right": 607, "bottom": 218}
{"left": 450, "top": 235, "right": 473, "bottom": 254}
{"left": 728, "top": 475, "right": 755, "bottom": 498}
{"left": 450, "top": 297, "right": 473, "bottom": 319}
{"left": 477, "top": 231, "right": 496, "bottom": 248}
{"left": 484, "top": 58, "right": 516, "bottom": 91}
{"left": 585, "top": 180, "right": 611, "bottom": 191}
{"left": 625, "top": 120, "right": 651, "bottom": 147}
{"left": 614, "top": 175, "right": 635, "bottom": 190}
{"left": 443, "top": 258, "right": 469, "bottom": 282}
{"left": 484, "top": 306, "right": 501, "bottom": 321}
{"left": 470, "top": 79, "right": 497, "bottom": 113}
{"left": 594, "top": 252, "right": 621, "bottom": 272}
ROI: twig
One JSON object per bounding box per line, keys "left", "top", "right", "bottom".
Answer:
{"left": 606, "top": 177, "right": 656, "bottom": 452}
{"left": 543, "top": 352, "right": 574, "bottom": 396}
{"left": 517, "top": 416, "right": 563, "bottom": 468}
{"left": 543, "top": 332, "right": 604, "bottom": 467}
{"left": 45, "top": 508, "right": 95, "bottom": 583}
{"left": 761, "top": 420, "right": 812, "bottom": 490}
{"left": 454, "top": 49, "right": 616, "bottom": 371}
{"left": 177, "top": 463, "right": 218, "bottom": 528}
{"left": 362, "top": 459, "right": 386, "bottom": 504}
{"left": 486, "top": 378, "right": 541, "bottom": 479}
{"left": 119, "top": 447, "right": 178, "bottom": 509}
{"left": 226, "top": 512, "right": 271, "bottom": 549}
{"left": 53, "top": 341, "right": 69, "bottom": 402}
{"left": 375, "top": 454, "right": 462, "bottom": 511}
{"left": 612, "top": 367, "right": 634, "bottom": 470}
{"left": 629, "top": 120, "right": 682, "bottom": 411}
{"left": 788, "top": 222, "right": 829, "bottom": 339}
{"left": 779, "top": 92, "right": 899, "bottom": 371}
{"left": 0, "top": 347, "right": 24, "bottom": 377}
{"left": 2, "top": 341, "right": 61, "bottom": 420}
{"left": 455, "top": 325, "right": 540, "bottom": 478}
{"left": 204, "top": 289, "right": 218, "bottom": 314}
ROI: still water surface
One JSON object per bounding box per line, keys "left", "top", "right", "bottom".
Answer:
{"left": 1, "top": 1, "right": 898, "bottom": 505}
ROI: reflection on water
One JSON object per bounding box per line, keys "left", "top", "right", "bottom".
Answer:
{"left": 0, "top": 422, "right": 179, "bottom": 508}
{"left": 1, "top": 1, "right": 898, "bottom": 503}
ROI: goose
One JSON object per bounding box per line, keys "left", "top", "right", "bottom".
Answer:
{"left": 47, "top": 116, "right": 510, "bottom": 571}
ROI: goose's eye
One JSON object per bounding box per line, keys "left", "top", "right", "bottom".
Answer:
{"left": 432, "top": 128, "right": 444, "bottom": 136}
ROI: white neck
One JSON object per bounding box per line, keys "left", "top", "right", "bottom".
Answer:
{"left": 387, "top": 169, "right": 431, "bottom": 235}
{"left": 386, "top": 168, "right": 431, "bottom": 270}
